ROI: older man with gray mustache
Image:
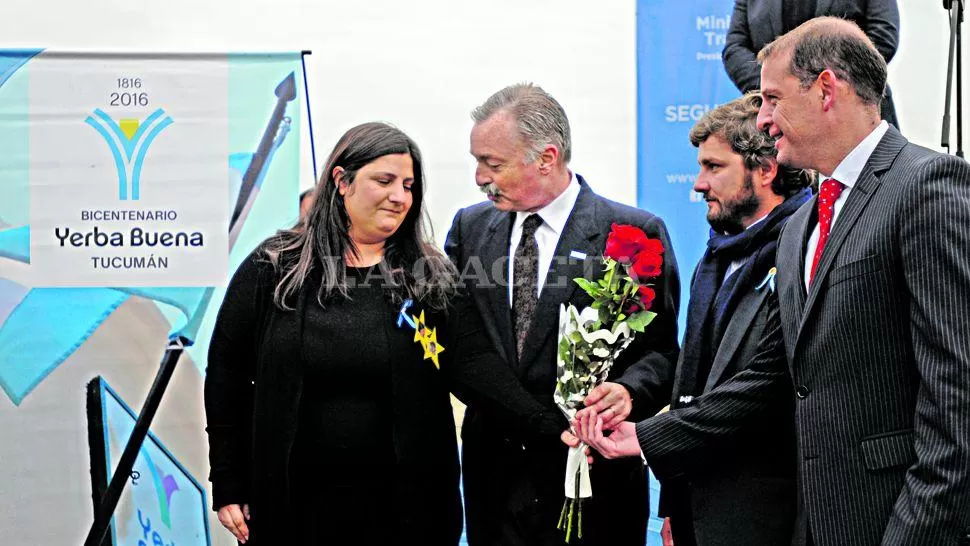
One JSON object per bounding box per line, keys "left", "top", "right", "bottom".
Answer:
{"left": 445, "top": 82, "right": 682, "bottom": 546}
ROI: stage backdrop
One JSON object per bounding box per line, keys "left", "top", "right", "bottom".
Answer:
{"left": 636, "top": 1, "right": 740, "bottom": 543}
{"left": 0, "top": 50, "right": 304, "bottom": 545}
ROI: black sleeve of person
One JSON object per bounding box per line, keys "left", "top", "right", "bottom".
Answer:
{"left": 442, "top": 287, "right": 568, "bottom": 443}
{"left": 722, "top": 0, "right": 763, "bottom": 92}
{"left": 204, "top": 250, "right": 268, "bottom": 510}
{"left": 636, "top": 292, "right": 789, "bottom": 480}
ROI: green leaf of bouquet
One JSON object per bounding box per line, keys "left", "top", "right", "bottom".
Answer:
{"left": 574, "top": 277, "right": 597, "bottom": 295}
{"left": 625, "top": 310, "right": 658, "bottom": 332}
{"left": 559, "top": 339, "right": 572, "bottom": 363}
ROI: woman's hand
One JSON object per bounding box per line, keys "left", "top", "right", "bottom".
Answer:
{"left": 217, "top": 503, "right": 250, "bottom": 543}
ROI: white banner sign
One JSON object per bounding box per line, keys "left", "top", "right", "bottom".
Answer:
{"left": 28, "top": 55, "right": 229, "bottom": 287}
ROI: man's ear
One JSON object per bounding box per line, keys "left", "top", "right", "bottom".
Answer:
{"left": 818, "top": 69, "right": 838, "bottom": 112}
{"left": 536, "top": 145, "right": 560, "bottom": 175}
{"left": 756, "top": 159, "right": 779, "bottom": 189}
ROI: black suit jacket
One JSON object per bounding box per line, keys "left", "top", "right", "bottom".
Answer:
{"left": 446, "top": 176, "right": 681, "bottom": 546}
{"left": 723, "top": 0, "right": 900, "bottom": 127}
{"left": 636, "top": 128, "right": 970, "bottom": 546}
{"left": 661, "top": 274, "right": 797, "bottom": 545}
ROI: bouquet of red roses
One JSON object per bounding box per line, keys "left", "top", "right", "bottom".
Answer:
{"left": 553, "top": 223, "right": 664, "bottom": 542}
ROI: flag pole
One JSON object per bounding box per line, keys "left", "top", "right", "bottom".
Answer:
{"left": 84, "top": 336, "right": 189, "bottom": 546}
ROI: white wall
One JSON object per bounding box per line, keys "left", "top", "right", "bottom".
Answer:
{"left": 890, "top": 1, "right": 956, "bottom": 153}
{"left": 2, "top": 0, "right": 637, "bottom": 246}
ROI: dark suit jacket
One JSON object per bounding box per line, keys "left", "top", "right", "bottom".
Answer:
{"left": 445, "top": 176, "right": 681, "bottom": 546}
{"left": 723, "top": 0, "right": 900, "bottom": 127}
{"left": 636, "top": 127, "right": 970, "bottom": 546}
{"left": 661, "top": 274, "right": 797, "bottom": 545}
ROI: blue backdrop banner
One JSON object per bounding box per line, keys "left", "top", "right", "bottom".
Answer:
{"left": 637, "top": 0, "right": 741, "bottom": 334}
{"left": 636, "top": 2, "right": 740, "bottom": 544}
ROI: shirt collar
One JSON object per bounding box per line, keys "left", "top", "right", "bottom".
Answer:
{"left": 826, "top": 120, "right": 889, "bottom": 190}
{"left": 513, "top": 171, "right": 581, "bottom": 236}
{"left": 743, "top": 211, "right": 770, "bottom": 232}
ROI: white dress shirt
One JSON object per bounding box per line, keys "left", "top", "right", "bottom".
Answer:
{"left": 803, "top": 121, "right": 889, "bottom": 289}
{"left": 508, "top": 172, "right": 582, "bottom": 306}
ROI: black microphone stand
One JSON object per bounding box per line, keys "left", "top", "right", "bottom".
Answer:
{"left": 942, "top": 0, "right": 964, "bottom": 158}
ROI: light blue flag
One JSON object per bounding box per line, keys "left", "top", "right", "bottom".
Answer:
{"left": 0, "top": 226, "right": 28, "bottom": 262}
{"left": 0, "top": 281, "right": 127, "bottom": 405}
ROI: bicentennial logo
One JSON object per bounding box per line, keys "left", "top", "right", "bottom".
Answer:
{"left": 85, "top": 108, "right": 173, "bottom": 201}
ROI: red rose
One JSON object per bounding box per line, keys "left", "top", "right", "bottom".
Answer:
{"left": 637, "top": 286, "right": 656, "bottom": 311}
{"left": 604, "top": 223, "right": 650, "bottom": 264}
{"left": 624, "top": 301, "right": 640, "bottom": 314}
{"left": 640, "top": 238, "right": 664, "bottom": 257}
{"left": 631, "top": 250, "right": 663, "bottom": 280}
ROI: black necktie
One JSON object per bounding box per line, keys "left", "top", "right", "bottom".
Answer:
{"left": 513, "top": 214, "right": 543, "bottom": 360}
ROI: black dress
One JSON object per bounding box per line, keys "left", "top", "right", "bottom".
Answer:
{"left": 205, "top": 251, "right": 566, "bottom": 545}
{"left": 290, "top": 266, "right": 403, "bottom": 544}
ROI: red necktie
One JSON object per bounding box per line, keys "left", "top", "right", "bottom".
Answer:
{"left": 810, "top": 178, "right": 845, "bottom": 285}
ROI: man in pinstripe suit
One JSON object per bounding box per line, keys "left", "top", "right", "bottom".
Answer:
{"left": 574, "top": 17, "right": 970, "bottom": 546}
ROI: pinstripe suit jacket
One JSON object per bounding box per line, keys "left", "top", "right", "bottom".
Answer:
{"left": 660, "top": 278, "right": 797, "bottom": 545}
{"left": 637, "top": 127, "right": 970, "bottom": 546}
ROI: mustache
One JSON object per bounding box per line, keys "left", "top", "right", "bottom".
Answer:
{"left": 480, "top": 183, "right": 501, "bottom": 198}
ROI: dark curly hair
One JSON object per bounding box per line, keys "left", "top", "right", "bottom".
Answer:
{"left": 689, "top": 92, "right": 816, "bottom": 196}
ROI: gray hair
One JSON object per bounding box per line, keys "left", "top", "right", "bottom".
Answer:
{"left": 471, "top": 83, "right": 572, "bottom": 164}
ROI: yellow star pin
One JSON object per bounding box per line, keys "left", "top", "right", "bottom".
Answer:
{"left": 412, "top": 311, "right": 428, "bottom": 342}
{"left": 407, "top": 309, "right": 444, "bottom": 368}
{"left": 421, "top": 327, "right": 445, "bottom": 368}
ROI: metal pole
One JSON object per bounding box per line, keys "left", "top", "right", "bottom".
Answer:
{"left": 83, "top": 336, "right": 188, "bottom": 546}
{"left": 942, "top": 0, "right": 963, "bottom": 154}
{"left": 957, "top": 0, "right": 965, "bottom": 158}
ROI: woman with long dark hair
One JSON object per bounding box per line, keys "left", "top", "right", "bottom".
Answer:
{"left": 205, "top": 122, "right": 562, "bottom": 545}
